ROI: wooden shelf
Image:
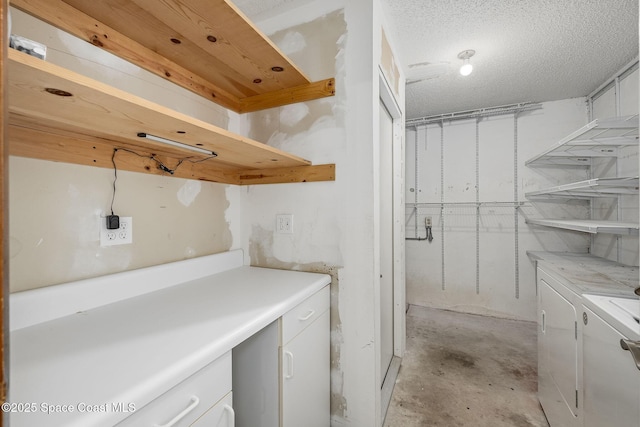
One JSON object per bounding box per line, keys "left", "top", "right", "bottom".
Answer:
{"left": 8, "top": 49, "right": 335, "bottom": 185}
{"left": 525, "top": 176, "right": 639, "bottom": 199}
{"left": 525, "top": 218, "right": 639, "bottom": 236}
{"left": 525, "top": 115, "right": 639, "bottom": 166}
{"left": 11, "top": 0, "right": 336, "bottom": 113}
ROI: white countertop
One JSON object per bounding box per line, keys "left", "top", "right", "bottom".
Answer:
{"left": 10, "top": 264, "right": 330, "bottom": 427}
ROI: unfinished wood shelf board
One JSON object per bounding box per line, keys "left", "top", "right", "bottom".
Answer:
{"left": 525, "top": 115, "right": 639, "bottom": 166}
{"left": 8, "top": 49, "right": 335, "bottom": 185}
{"left": 11, "top": 0, "right": 336, "bottom": 113}
{"left": 525, "top": 218, "right": 639, "bottom": 236}
{"left": 525, "top": 176, "right": 639, "bottom": 199}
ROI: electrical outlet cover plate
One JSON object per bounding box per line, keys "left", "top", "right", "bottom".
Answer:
{"left": 100, "top": 216, "right": 133, "bottom": 246}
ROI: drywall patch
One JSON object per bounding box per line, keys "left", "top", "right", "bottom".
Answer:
{"left": 249, "top": 225, "right": 347, "bottom": 419}
{"left": 279, "top": 30, "right": 307, "bottom": 55}
{"left": 280, "top": 103, "right": 310, "bottom": 127}
{"left": 269, "top": 10, "right": 343, "bottom": 81}
{"left": 9, "top": 157, "right": 233, "bottom": 292}
{"left": 177, "top": 180, "right": 202, "bottom": 207}
{"left": 243, "top": 8, "right": 348, "bottom": 421}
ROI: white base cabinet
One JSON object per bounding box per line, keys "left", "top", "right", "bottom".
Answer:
{"left": 280, "top": 286, "right": 330, "bottom": 427}
{"left": 232, "top": 285, "right": 330, "bottom": 427}
{"left": 10, "top": 251, "right": 332, "bottom": 427}
{"left": 116, "top": 352, "right": 232, "bottom": 427}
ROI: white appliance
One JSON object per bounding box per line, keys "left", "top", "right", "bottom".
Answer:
{"left": 581, "top": 294, "right": 640, "bottom": 427}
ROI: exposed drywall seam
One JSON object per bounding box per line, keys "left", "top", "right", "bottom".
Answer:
{"left": 248, "top": 225, "right": 346, "bottom": 417}
{"left": 243, "top": 8, "right": 348, "bottom": 421}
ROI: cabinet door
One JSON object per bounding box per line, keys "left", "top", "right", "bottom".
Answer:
{"left": 538, "top": 273, "right": 579, "bottom": 427}
{"left": 582, "top": 307, "right": 640, "bottom": 427}
{"left": 281, "top": 309, "right": 329, "bottom": 427}
{"left": 191, "top": 392, "right": 234, "bottom": 427}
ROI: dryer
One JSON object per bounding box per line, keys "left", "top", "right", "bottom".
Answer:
{"left": 581, "top": 294, "right": 640, "bottom": 427}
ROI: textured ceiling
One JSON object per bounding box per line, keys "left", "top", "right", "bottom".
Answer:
{"left": 235, "top": 0, "right": 639, "bottom": 119}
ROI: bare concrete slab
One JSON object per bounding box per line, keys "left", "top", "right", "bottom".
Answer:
{"left": 384, "top": 305, "right": 549, "bottom": 427}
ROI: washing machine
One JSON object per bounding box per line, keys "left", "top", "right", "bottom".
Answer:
{"left": 581, "top": 294, "right": 640, "bottom": 427}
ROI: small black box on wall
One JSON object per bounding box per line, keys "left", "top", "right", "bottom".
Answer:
{"left": 106, "top": 215, "right": 120, "bottom": 230}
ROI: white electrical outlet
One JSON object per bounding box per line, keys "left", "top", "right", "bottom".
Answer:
{"left": 100, "top": 216, "right": 133, "bottom": 246}
{"left": 276, "top": 214, "right": 293, "bottom": 234}
{"left": 425, "top": 216, "right": 432, "bottom": 227}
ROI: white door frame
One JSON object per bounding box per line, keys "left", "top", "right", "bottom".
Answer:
{"left": 378, "top": 68, "right": 405, "bottom": 359}
{"left": 379, "top": 95, "right": 395, "bottom": 384}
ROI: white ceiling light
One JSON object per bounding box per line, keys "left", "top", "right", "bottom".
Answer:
{"left": 457, "top": 50, "right": 475, "bottom": 76}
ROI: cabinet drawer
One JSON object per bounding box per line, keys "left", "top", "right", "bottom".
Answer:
{"left": 191, "top": 392, "right": 234, "bottom": 426}
{"left": 116, "top": 352, "right": 231, "bottom": 427}
{"left": 282, "top": 286, "right": 329, "bottom": 345}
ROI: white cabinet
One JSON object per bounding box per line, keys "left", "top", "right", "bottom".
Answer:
{"left": 537, "top": 268, "right": 581, "bottom": 427}
{"left": 10, "top": 253, "right": 332, "bottom": 427}
{"left": 116, "top": 352, "right": 232, "bottom": 427}
{"left": 232, "top": 285, "right": 330, "bottom": 427}
{"left": 280, "top": 286, "right": 330, "bottom": 427}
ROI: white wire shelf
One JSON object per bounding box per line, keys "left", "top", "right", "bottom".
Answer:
{"left": 406, "top": 201, "right": 528, "bottom": 208}
{"left": 525, "top": 176, "right": 639, "bottom": 199}
{"left": 525, "top": 115, "right": 639, "bottom": 166}
{"left": 525, "top": 219, "right": 639, "bottom": 236}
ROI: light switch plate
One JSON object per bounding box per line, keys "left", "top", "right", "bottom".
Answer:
{"left": 276, "top": 214, "right": 293, "bottom": 234}
{"left": 100, "top": 216, "right": 133, "bottom": 246}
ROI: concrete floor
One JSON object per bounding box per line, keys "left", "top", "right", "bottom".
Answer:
{"left": 384, "top": 305, "right": 550, "bottom": 427}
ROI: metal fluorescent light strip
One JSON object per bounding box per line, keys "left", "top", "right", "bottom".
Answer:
{"left": 137, "top": 133, "right": 216, "bottom": 156}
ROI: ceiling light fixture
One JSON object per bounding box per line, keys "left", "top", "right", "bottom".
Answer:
{"left": 137, "top": 132, "right": 216, "bottom": 156}
{"left": 457, "top": 49, "right": 475, "bottom": 76}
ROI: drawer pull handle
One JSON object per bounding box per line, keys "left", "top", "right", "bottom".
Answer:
{"left": 298, "top": 310, "right": 315, "bottom": 321}
{"left": 155, "top": 395, "right": 200, "bottom": 427}
{"left": 285, "top": 351, "right": 294, "bottom": 379}
{"left": 224, "top": 404, "right": 235, "bottom": 427}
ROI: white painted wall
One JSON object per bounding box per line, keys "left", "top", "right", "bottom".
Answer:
{"left": 405, "top": 98, "right": 590, "bottom": 321}
{"left": 406, "top": 62, "right": 639, "bottom": 322}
